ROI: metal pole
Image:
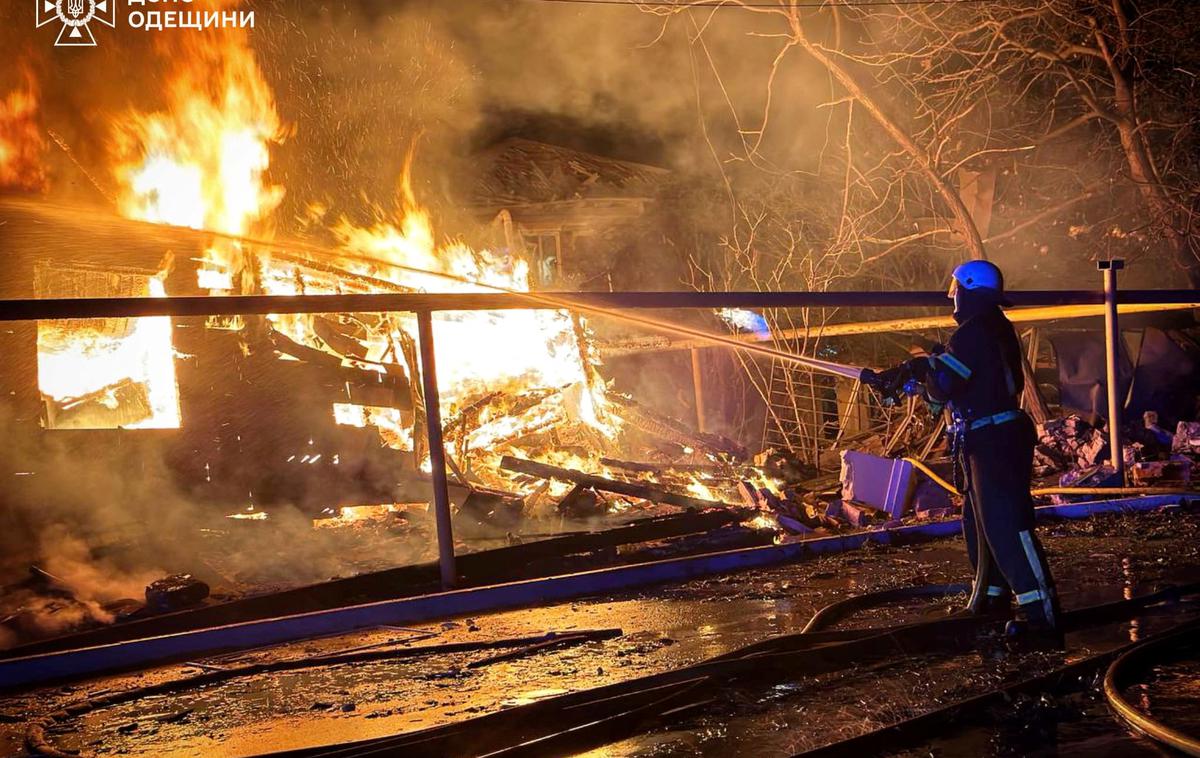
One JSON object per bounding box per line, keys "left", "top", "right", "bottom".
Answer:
{"left": 416, "top": 310, "right": 457, "bottom": 588}
{"left": 690, "top": 347, "right": 706, "bottom": 432}
{"left": 1099, "top": 259, "right": 1126, "bottom": 481}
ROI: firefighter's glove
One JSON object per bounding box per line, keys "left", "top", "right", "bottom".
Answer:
{"left": 906, "top": 356, "right": 933, "bottom": 382}
{"left": 865, "top": 365, "right": 912, "bottom": 406}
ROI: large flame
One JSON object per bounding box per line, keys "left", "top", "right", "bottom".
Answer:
{"left": 260, "top": 168, "right": 620, "bottom": 471}
{"left": 0, "top": 72, "right": 47, "bottom": 193}
{"left": 331, "top": 216, "right": 604, "bottom": 405}
{"left": 35, "top": 9, "right": 628, "bottom": 496}
{"left": 111, "top": 26, "right": 285, "bottom": 290}
{"left": 37, "top": 277, "right": 181, "bottom": 429}
{"left": 96, "top": 18, "right": 618, "bottom": 475}
{"left": 38, "top": 17, "right": 285, "bottom": 429}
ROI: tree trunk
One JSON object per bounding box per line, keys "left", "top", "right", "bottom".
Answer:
{"left": 1094, "top": 16, "right": 1200, "bottom": 287}
{"left": 788, "top": 16, "right": 987, "bottom": 263}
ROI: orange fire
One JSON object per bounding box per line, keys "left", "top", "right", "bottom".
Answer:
{"left": 39, "top": 12, "right": 283, "bottom": 429}
{"left": 37, "top": 276, "right": 182, "bottom": 429}
{"left": 261, "top": 160, "right": 621, "bottom": 471}
{"left": 111, "top": 25, "right": 285, "bottom": 291}
{"left": 0, "top": 73, "right": 47, "bottom": 193}
{"left": 69, "top": 7, "right": 621, "bottom": 486}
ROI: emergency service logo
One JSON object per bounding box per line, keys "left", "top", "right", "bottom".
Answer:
{"left": 36, "top": 0, "right": 118, "bottom": 47}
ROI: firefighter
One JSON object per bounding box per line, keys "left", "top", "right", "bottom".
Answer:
{"left": 864, "top": 260, "right": 1062, "bottom": 642}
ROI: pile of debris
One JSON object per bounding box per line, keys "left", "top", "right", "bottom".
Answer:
{"left": 1034, "top": 412, "right": 1198, "bottom": 494}
{"left": 0, "top": 569, "right": 215, "bottom": 646}
{"left": 1034, "top": 415, "right": 1108, "bottom": 478}
{"left": 1127, "top": 417, "right": 1198, "bottom": 487}
{"left": 737, "top": 450, "right": 960, "bottom": 537}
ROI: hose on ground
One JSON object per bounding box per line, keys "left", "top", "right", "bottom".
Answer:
{"left": 802, "top": 584, "right": 970, "bottom": 634}
{"left": 903, "top": 456, "right": 1200, "bottom": 499}
{"left": 902, "top": 457, "right": 959, "bottom": 495}
{"left": 1031, "top": 486, "right": 1200, "bottom": 497}
{"left": 294, "top": 583, "right": 1200, "bottom": 758}
{"left": 1104, "top": 622, "right": 1200, "bottom": 756}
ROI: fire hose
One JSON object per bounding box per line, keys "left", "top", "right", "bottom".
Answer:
{"left": 121, "top": 217, "right": 876, "bottom": 381}
{"left": 800, "top": 611, "right": 1200, "bottom": 758}
{"left": 1103, "top": 622, "right": 1200, "bottom": 756}
{"left": 268, "top": 582, "right": 1198, "bottom": 757}
{"left": 904, "top": 455, "right": 1200, "bottom": 499}
{"left": 22, "top": 583, "right": 1198, "bottom": 757}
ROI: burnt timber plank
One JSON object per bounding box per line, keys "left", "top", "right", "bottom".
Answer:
{"left": 500, "top": 456, "right": 737, "bottom": 510}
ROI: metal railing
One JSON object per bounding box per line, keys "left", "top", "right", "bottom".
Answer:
{"left": 1, "top": 285, "right": 1196, "bottom": 588}
{"left": 0, "top": 289, "right": 1196, "bottom": 320}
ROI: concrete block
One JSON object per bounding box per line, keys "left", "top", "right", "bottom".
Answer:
{"left": 914, "top": 507, "right": 957, "bottom": 521}
{"left": 777, "top": 515, "right": 813, "bottom": 535}
{"left": 1053, "top": 464, "right": 1122, "bottom": 504}
{"left": 737, "top": 481, "right": 767, "bottom": 509}
{"left": 838, "top": 501, "right": 884, "bottom": 528}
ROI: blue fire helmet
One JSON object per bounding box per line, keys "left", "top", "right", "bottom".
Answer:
{"left": 947, "top": 259, "right": 1005, "bottom": 300}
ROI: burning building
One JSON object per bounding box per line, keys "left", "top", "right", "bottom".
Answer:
{"left": 1, "top": 3, "right": 1200, "bottom": 757}
{"left": 0, "top": 8, "right": 789, "bottom": 647}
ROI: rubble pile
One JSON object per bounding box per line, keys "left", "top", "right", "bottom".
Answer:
{"left": 1173, "top": 421, "right": 1200, "bottom": 457}
{"left": 1034, "top": 415, "right": 1108, "bottom": 477}
{"left": 1126, "top": 419, "right": 1200, "bottom": 487}
{"left": 1032, "top": 410, "right": 1200, "bottom": 496}
{"left": 737, "top": 449, "right": 963, "bottom": 536}
{"left": 145, "top": 574, "right": 211, "bottom": 613}
{"left": 1129, "top": 458, "right": 1192, "bottom": 486}
{"left": 736, "top": 482, "right": 843, "bottom": 535}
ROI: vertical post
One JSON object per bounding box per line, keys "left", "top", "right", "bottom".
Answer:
{"left": 416, "top": 310, "right": 456, "bottom": 588}
{"left": 1098, "top": 259, "right": 1126, "bottom": 481}
{"left": 690, "top": 347, "right": 706, "bottom": 432}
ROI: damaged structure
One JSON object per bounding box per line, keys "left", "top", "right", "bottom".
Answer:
{"left": 2, "top": 0, "right": 1200, "bottom": 754}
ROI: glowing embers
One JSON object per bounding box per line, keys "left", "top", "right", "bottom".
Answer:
{"left": 226, "top": 505, "right": 268, "bottom": 521}
{"left": 312, "top": 503, "right": 427, "bottom": 529}
{"left": 35, "top": 263, "right": 180, "bottom": 430}
{"left": 333, "top": 404, "right": 414, "bottom": 451}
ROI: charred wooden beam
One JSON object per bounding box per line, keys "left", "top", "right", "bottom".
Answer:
{"left": 311, "top": 315, "right": 370, "bottom": 360}
{"left": 500, "top": 456, "right": 737, "bottom": 510}
{"left": 264, "top": 327, "right": 411, "bottom": 409}
{"left": 599, "top": 457, "right": 725, "bottom": 474}
{"left": 268, "top": 251, "right": 414, "bottom": 294}
{"left": 608, "top": 394, "right": 747, "bottom": 460}
{"left": 266, "top": 326, "right": 340, "bottom": 366}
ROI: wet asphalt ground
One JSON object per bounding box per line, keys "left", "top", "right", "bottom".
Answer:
{"left": 1, "top": 508, "right": 1198, "bottom": 757}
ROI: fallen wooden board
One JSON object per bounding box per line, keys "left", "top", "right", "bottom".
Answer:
{"left": 501, "top": 456, "right": 736, "bottom": 510}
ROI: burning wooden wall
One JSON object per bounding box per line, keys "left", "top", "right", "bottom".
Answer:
{"left": 0, "top": 198, "right": 417, "bottom": 513}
